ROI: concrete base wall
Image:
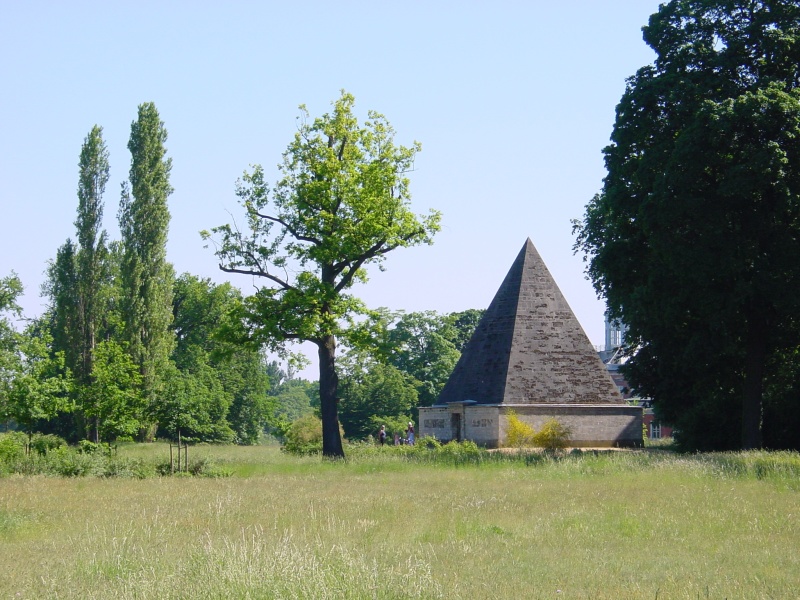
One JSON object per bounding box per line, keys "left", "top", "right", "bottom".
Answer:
{"left": 419, "top": 403, "right": 643, "bottom": 448}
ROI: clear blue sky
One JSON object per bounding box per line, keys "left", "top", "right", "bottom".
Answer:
{"left": 1, "top": 1, "right": 662, "bottom": 371}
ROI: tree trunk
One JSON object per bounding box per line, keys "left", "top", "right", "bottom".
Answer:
{"left": 317, "top": 334, "right": 345, "bottom": 458}
{"left": 741, "top": 309, "right": 766, "bottom": 450}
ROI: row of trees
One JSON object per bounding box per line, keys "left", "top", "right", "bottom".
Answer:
{"left": 0, "top": 105, "right": 274, "bottom": 444}
{"left": 574, "top": 0, "right": 800, "bottom": 451}
{"left": 2, "top": 251, "right": 480, "bottom": 444}
{"left": 0, "top": 92, "right": 482, "bottom": 456}
{"left": 12, "top": 5, "right": 799, "bottom": 454}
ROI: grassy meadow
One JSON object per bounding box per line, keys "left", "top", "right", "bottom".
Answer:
{"left": 1, "top": 443, "right": 799, "bottom": 599}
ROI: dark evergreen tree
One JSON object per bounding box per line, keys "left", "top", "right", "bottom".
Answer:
{"left": 573, "top": 0, "right": 800, "bottom": 450}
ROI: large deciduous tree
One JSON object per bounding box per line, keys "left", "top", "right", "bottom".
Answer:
{"left": 119, "top": 102, "right": 175, "bottom": 436}
{"left": 204, "top": 91, "right": 440, "bottom": 457}
{"left": 573, "top": 0, "right": 800, "bottom": 450}
{"left": 8, "top": 323, "right": 72, "bottom": 442}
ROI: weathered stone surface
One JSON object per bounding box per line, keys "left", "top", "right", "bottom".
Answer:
{"left": 436, "top": 238, "right": 622, "bottom": 406}
{"left": 498, "top": 404, "right": 642, "bottom": 448}
{"left": 419, "top": 403, "right": 643, "bottom": 448}
{"left": 419, "top": 238, "right": 642, "bottom": 447}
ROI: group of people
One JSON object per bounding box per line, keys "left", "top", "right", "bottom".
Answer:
{"left": 378, "top": 422, "right": 415, "bottom": 446}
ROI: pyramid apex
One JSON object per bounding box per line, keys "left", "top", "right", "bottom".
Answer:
{"left": 436, "top": 237, "right": 622, "bottom": 406}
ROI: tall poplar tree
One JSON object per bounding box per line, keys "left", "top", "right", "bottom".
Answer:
{"left": 45, "top": 126, "right": 112, "bottom": 441}
{"left": 119, "top": 102, "right": 175, "bottom": 434}
{"left": 75, "top": 125, "right": 110, "bottom": 387}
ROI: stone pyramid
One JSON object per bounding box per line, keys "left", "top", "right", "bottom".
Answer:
{"left": 436, "top": 238, "right": 623, "bottom": 406}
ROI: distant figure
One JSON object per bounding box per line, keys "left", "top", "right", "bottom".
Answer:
{"left": 406, "top": 422, "right": 415, "bottom": 445}
{"left": 379, "top": 425, "right": 387, "bottom": 445}
{"left": 394, "top": 432, "right": 400, "bottom": 445}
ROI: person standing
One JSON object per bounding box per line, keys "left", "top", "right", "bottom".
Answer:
{"left": 379, "top": 425, "right": 387, "bottom": 445}
{"left": 406, "top": 422, "right": 415, "bottom": 445}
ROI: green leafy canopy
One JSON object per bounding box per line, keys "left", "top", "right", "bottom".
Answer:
{"left": 202, "top": 91, "right": 441, "bottom": 348}
{"left": 203, "top": 91, "right": 441, "bottom": 457}
{"left": 573, "top": 0, "right": 800, "bottom": 451}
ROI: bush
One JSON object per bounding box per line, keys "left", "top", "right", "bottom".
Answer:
{"left": 0, "top": 432, "right": 27, "bottom": 463}
{"left": 31, "top": 434, "right": 67, "bottom": 456}
{"left": 504, "top": 413, "right": 572, "bottom": 451}
{"left": 282, "top": 414, "right": 324, "bottom": 455}
{"left": 505, "top": 411, "right": 535, "bottom": 448}
{"left": 532, "top": 418, "right": 573, "bottom": 451}
{"left": 101, "top": 457, "right": 154, "bottom": 479}
{"left": 435, "top": 440, "right": 483, "bottom": 464}
{"left": 417, "top": 435, "right": 441, "bottom": 450}
{"left": 50, "top": 447, "right": 105, "bottom": 477}
{"left": 77, "top": 440, "right": 114, "bottom": 456}
{"left": 188, "top": 457, "right": 233, "bottom": 477}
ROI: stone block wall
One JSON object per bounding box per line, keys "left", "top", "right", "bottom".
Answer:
{"left": 464, "top": 405, "right": 500, "bottom": 445}
{"left": 499, "top": 404, "right": 643, "bottom": 448}
{"left": 419, "top": 406, "right": 451, "bottom": 441}
{"left": 419, "top": 403, "right": 643, "bottom": 448}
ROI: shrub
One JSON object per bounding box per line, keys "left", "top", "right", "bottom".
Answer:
{"left": 504, "top": 413, "right": 572, "bottom": 451}
{"left": 77, "top": 440, "right": 114, "bottom": 456}
{"left": 282, "top": 414, "right": 324, "bottom": 455}
{"left": 504, "top": 411, "right": 535, "bottom": 448}
{"left": 101, "top": 457, "right": 154, "bottom": 479}
{"left": 0, "top": 432, "right": 27, "bottom": 463}
{"left": 188, "top": 456, "right": 233, "bottom": 477}
{"left": 417, "top": 435, "right": 441, "bottom": 450}
{"left": 436, "top": 440, "right": 483, "bottom": 464}
{"left": 532, "top": 418, "right": 572, "bottom": 451}
{"left": 30, "top": 434, "right": 67, "bottom": 456}
{"left": 50, "top": 447, "right": 105, "bottom": 477}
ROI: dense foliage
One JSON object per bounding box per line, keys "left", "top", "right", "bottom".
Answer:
{"left": 337, "top": 351, "right": 418, "bottom": 440}
{"left": 119, "top": 102, "right": 176, "bottom": 437}
{"left": 3, "top": 110, "right": 277, "bottom": 445}
{"left": 573, "top": 0, "right": 800, "bottom": 451}
{"left": 337, "top": 308, "right": 483, "bottom": 440}
{"left": 0, "top": 274, "right": 24, "bottom": 425}
{"left": 4, "top": 100, "right": 482, "bottom": 451}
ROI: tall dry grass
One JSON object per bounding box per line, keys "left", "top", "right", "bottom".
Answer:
{"left": 1, "top": 445, "right": 798, "bottom": 599}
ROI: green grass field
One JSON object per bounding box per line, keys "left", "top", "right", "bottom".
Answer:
{"left": 1, "top": 444, "right": 798, "bottom": 599}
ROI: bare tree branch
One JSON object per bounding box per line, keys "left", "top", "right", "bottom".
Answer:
{"left": 255, "top": 210, "right": 322, "bottom": 246}
{"left": 218, "top": 263, "right": 294, "bottom": 291}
